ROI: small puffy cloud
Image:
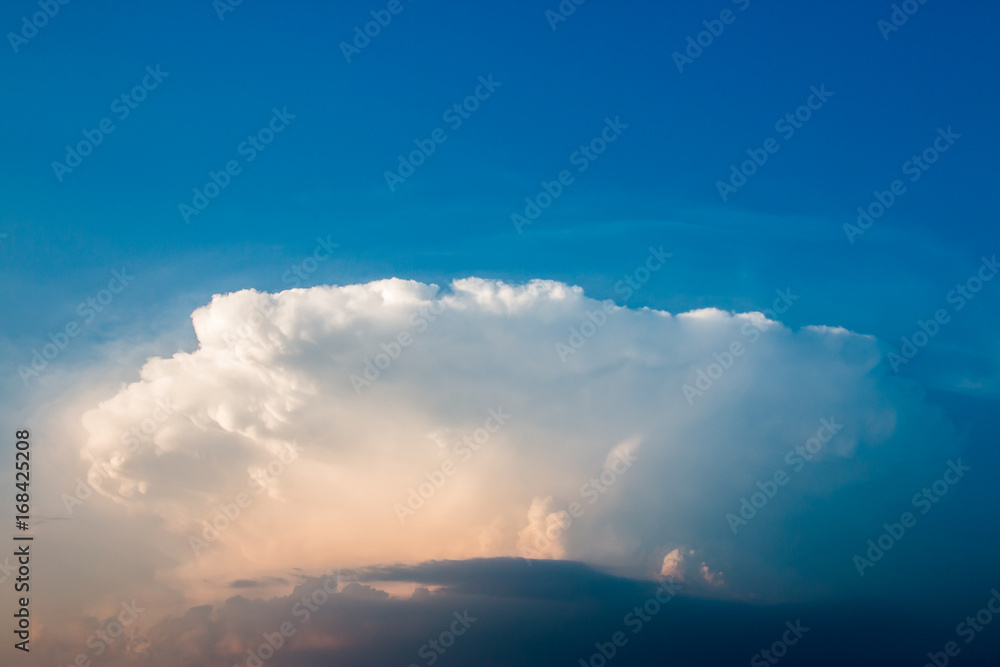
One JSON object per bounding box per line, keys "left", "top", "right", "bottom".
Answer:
{"left": 517, "top": 496, "right": 571, "bottom": 560}
{"left": 659, "top": 548, "right": 686, "bottom": 579}
{"left": 658, "top": 548, "right": 723, "bottom": 588}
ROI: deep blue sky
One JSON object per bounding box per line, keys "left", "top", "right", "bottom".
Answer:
{"left": 3, "top": 1, "right": 998, "bottom": 399}
{"left": 2, "top": 2, "right": 998, "bottom": 376}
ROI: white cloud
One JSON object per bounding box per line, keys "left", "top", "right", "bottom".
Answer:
{"left": 659, "top": 548, "right": 685, "bottom": 579}
{"left": 71, "top": 277, "right": 958, "bottom": 601}
{"left": 658, "top": 548, "right": 723, "bottom": 588}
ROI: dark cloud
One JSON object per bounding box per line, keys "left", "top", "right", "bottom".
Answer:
{"left": 97, "top": 558, "right": 1000, "bottom": 666}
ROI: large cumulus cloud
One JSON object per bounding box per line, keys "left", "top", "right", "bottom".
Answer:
{"left": 74, "top": 278, "right": 958, "bottom": 602}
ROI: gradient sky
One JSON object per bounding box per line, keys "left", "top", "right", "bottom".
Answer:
{"left": 1, "top": 1, "right": 999, "bottom": 665}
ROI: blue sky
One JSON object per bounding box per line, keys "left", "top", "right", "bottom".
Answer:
{"left": 3, "top": 1, "right": 998, "bottom": 347}
{"left": 2, "top": 1, "right": 999, "bottom": 665}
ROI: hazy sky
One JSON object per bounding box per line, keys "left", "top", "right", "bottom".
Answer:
{"left": 1, "top": 1, "right": 998, "bottom": 665}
